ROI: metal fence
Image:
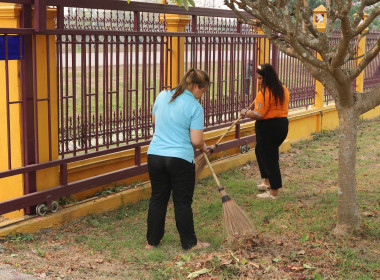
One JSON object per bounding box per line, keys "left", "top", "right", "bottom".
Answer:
{"left": 364, "top": 31, "right": 380, "bottom": 92}
{"left": 0, "top": 0, "right": 379, "bottom": 216}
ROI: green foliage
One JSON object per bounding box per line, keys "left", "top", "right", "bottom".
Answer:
{"left": 6, "top": 233, "right": 36, "bottom": 243}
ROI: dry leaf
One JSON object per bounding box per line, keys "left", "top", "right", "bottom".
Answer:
{"left": 248, "top": 262, "right": 260, "bottom": 268}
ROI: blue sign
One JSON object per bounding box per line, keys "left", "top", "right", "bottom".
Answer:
{"left": 0, "top": 35, "right": 24, "bottom": 60}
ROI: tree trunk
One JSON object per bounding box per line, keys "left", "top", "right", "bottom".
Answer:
{"left": 333, "top": 106, "right": 361, "bottom": 235}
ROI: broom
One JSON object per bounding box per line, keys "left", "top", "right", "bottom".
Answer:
{"left": 202, "top": 151, "right": 254, "bottom": 238}
{"left": 213, "top": 100, "right": 255, "bottom": 148}
{"left": 195, "top": 100, "right": 255, "bottom": 179}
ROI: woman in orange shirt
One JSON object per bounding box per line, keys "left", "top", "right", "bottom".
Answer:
{"left": 240, "top": 64, "right": 289, "bottom": 199}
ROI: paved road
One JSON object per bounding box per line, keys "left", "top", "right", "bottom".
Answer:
{"left": 0, "top": 264, "right": 42, "bottom": 280}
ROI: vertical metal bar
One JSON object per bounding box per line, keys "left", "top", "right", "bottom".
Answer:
{"left": 109, "top": 35, "right": 114, "bottom": 145}
{"left": 123, "top": 35, "right": 128, "bottom": 143}
{"left": 60, "top": 163, "right": 67, "bottom": 186}
{"left": 235, "top": 123, "right": 240, "bottom": 139}
{"left": 64, "top": 35, "right": 69, "bottom": 157}
{"left": 72, "top": 35, "right": 77, "bottom": 156}
{"left": 169, "top": 36, "right": 172, "bottom": 89}
{"left": 21, "top": 4, "right": 37, "bottom": 214}
{"left": 141, "top": 35, "right": 146, "bottom": 139}
{"left": 116, "top": 35, "right": 120, "bottom": 145}
{"left": 46, "top": 35, "right": 52, "bottom": 161}
{"left": 34, "top": 0, "right": 46, "bottom": 32}
{"left": 88, "top": 36, "right": 92, "bottom": 150}
{"left": 81, "top": 34, "right": 87, "bottom": 153}
{"left": 33, "top": 35, "right": 39, "bottom": 163}
{"left": 103, "top": 35, "right": 107, "bottom": 148}
{"left": 135, "top": 146, "right": 141, "bottom": 166}
{"left": 134, "top": 34, "right": 139, "bottom": 142}
{"left": 58, "top": 33, "right": 64, "bottom": 158}
{"left": 57, "top": 5, "right": 64, "bottom": 29}
{"left": 272, "top": 42, "right": 278, "bottom": 73}
{"left": 95, "top": 35, "right": 99, "bottom": 151}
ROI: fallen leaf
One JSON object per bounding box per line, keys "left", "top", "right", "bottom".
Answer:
{"left": 187, "top": 268, "right": 211, "bottom": 278}
{"left": 289, "top": 265, "right": 305, "bottom": 271}
{"left": 248, "top": 262, "right": 260, "bottom": 268}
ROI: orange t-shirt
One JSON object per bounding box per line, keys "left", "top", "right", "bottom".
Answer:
{"left": 253, "top": 85, "right": 289, "bottom": 119}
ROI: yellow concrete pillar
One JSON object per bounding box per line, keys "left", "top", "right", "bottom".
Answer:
{"left": 355, "top": 13, "right": 368, "bottom": 93}
{"left": 312, "top": 5, "right": 327, "bottom": 109}
{"left": 254, "top": 21, "right": 270, "bottom": 94}
{"left": 160, "top": 7, "right": 191, "bottom": 87}
{"left": 0, "top": 3, "right": 24, "bottom": 219}
{"left": 0, "top": 4, "right": 58, "bottom": 219}
{"left": 34, "top": 8, "right": 59, "bottom": 193}
{"left": 257, "top": 25, "right": 270, "bottom": 65}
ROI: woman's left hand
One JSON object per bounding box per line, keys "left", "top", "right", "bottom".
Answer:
{"left": 240, "top": 109, "right": 246, "bottom": 118}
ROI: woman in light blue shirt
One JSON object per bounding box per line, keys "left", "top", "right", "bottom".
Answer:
{"left": 146, "top": 69, "right": 210, "bottom": 250}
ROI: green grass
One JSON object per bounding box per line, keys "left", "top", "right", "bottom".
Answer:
{"left": 1, "top": 117, "right": 379, "bottom": 279}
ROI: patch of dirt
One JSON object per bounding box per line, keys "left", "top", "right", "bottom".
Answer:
{"left": 0, "top": 227, "right": 142, "bottom": 280}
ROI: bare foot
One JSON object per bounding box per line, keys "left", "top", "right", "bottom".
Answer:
{"left": 145, "top": 243, "right": 154, "bottom": 250}
{"left": 191, "top": 241, "right": 210, "bottom": 250}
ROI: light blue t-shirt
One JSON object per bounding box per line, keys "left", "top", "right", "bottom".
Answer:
{"left": 148, "top": 89, "right": 204, "bottom": 163}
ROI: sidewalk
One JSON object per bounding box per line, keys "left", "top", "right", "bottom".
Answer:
{"left": 0, "top": 264, "right": 42, "bottom": 280}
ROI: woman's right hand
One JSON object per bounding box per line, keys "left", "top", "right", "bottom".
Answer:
{"left": 200, "top": 143, "right": 208, "bottom": 153}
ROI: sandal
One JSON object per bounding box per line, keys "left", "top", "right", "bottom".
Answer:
{"left": 191, "top": 241, "right": 210, "bottom": 250}
{"left": 257, "top": 183, "right": 270, "bottom": 191}
{"left": 256, "top": 191, "right": 278, "bottom": 200}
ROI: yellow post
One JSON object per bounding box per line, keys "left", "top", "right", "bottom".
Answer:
{"left": 160, "top": 3, "right": 191, "bottom": 87}
{"left": 0, "top": 3, "right": 24, "bottom": 219}
{"left": 313, "top": 5, "right": 327, "bottom": 109}
{"left": 255, "top": 21, "right": 270, "bottom": 94}
{"left": 355, "top": 13, "right": 368, "bottom": 93}
{"left": 257, "top": 25, "right": 270, "bottom": 65}
{"left": 34, "top": 8, "right": 59, "bottom": 193}
{"left": 0, "top": 4, "right": 58, "bottom": 219}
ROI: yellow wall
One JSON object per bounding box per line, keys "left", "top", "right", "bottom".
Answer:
{"left": 0, "top": 5, "right": 58, "bottom": 219}
{"left": 35, "top": 9, "right": 59, "bottom": 193}
{"left": 0, "top": 4, "right": 24, "bottom": 219}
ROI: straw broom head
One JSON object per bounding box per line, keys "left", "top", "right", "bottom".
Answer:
{"left": 201, "top": 151, "right": 254, "bottom": 238}
{"left": 220, "top": 191, "right": 254, "bottom": 238}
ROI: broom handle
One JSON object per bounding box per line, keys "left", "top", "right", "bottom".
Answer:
{"left": 214, "top": 100, "right": 255, "bottom": 146}
{"left": 202, "top": 152, "right": 221, "bottom": 188}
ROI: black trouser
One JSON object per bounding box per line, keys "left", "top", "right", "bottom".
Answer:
{"left": 147, "top": 154, "right": 197, "bottom": 250}
{"left": 255, "top": 117, "right": 289, "bottom": 190}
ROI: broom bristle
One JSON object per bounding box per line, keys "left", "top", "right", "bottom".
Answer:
{"left": 195, "top": 153, "right": 207, "bottom": 179}
{"left": 223, "top": 199, "right": 254, "bottom": 238}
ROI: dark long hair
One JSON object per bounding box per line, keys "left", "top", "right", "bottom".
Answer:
{"left": 169, "top": 68, "right": 210, "bottom": 103}
{"left": 256, "top": 64, "right": 284, "bottom": 106}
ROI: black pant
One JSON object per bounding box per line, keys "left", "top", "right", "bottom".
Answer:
{"left": 147, "top": 154, "right": 197, "bottom": 250}
{"left": 255, "top": 117, "right": 289, "bottom": 190}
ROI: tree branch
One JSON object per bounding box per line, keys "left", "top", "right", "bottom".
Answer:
{"left": 354, "top": 7, "right": 380, "bottom": 36}
{"left": 330, "top": 6, "right": 353, "bottom": 69}
{"left": 350, "top": 37, "right": 380, "bottom": 79}
{"left": 355, "top": 84, "right": 380, "bottom": 115}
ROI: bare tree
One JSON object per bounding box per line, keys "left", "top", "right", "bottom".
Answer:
{"left": 222, "top": 0, "right": 380, "bottom": 235}
{"left": 174, "top": 0, "right": 380, "bottom": 234}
